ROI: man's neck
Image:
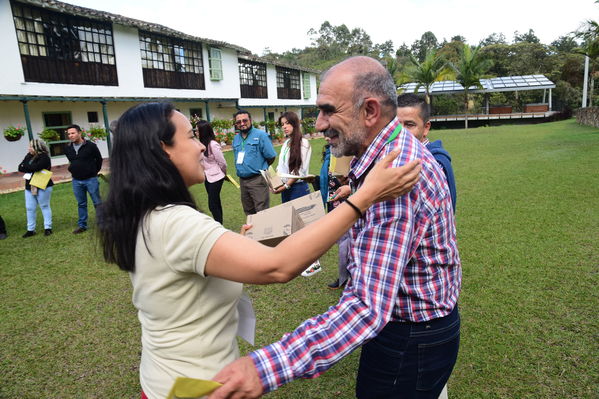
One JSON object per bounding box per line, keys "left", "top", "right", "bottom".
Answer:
{"left": 358, "top": 116, "right": 396, "bottom": 157}
{"left": 73, "top": 139, "right": 84, "bottom": 145}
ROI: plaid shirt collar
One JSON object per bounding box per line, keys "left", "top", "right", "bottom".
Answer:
{"left": 349, "top": 117, "right": 402, "bottom": 185}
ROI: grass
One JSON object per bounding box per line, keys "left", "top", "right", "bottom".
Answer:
{"left": 1, "top": 118, "right": 598, "bottom": 398}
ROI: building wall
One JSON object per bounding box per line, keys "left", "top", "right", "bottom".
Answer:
{"left": 0, "top": 0, "right": 318, "bottom": 172}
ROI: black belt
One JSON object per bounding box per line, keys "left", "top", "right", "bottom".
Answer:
{"left": 239, "top": 174, "right": 261, "bottom": 181}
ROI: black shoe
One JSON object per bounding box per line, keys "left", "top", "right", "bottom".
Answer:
{"left": 0, "top": 233, "right": 7, "bottom": 240}
{"left": 72, "top": 227, "right": 87, "bottom": 234}
{"left": 327, "top": 279, "right": 345, "bottom": 290}
{"left": 44, "top": 229, "right": 53, "bottom": 236}
{"left": 22, "top": 230, "right": 36, "bottom": 238}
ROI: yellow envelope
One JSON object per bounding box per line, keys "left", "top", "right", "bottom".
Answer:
{"left": 225, "top": 174, "right": 240, "bottom": 189}
{"left": 30, "top": 169, "right": 53, "bottom": 190}
{"left": 166, "top": 377, "right": 222, "bottom": 399}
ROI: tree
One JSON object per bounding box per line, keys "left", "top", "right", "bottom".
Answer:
{"left": 480, "top": 43, "right": 511, "bottom": 76}
{"left": 382, "top": 56, "right": 401, "bottom": 84}
{"left": 575, "top": 20, "right": 599, "bottom": 106}
{"left": 450, "top": 45, "right": 493, "bottom": 128}
{"left": 551, "top": 35, "right": 580, "bottom": 53}
{"left": 438, "top": 39, "right": 466, "bottom": 65}
{"left": 402, "top": 49, "right": 452, "bottom": 107}
{"left": 451, "top": 35, "right": 467, "bottom": 43}
{"left": 411, "top": 31, "right": 439, "bottom": 62}
{"left": 514, "top": 29, "right": 540, "bottom": 44}
{"left": 396, "top": 43, "right": 411, "bottom": 58}
{"left": 480, "top": 32, "right": 507, "bottom": 46}
{"left": 374, "top": 40, "right": 395, "bottom": 58}
{"left": 507, "top": 42, "right": 554, "bottom": 76}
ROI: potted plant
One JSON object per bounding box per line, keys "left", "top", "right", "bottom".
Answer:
{"left": 38, "top": 128, "right": 60, "bottom": 142}
{"left": 3, "top": 125, "right": 26, "bottom": 142}
{"left": 225, "top": 131, "right": 235, "bottom": 145}
{"left": 301, "top": 117, "right": 316, "bottom": 136}
{"left": 83, "top": 125, "right": 107, "bottom": 142}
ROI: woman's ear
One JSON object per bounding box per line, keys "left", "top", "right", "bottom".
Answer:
{"left": 160, "top": 141, "right": 171, "bottom": 158}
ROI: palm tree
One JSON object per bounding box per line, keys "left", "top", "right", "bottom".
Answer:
{"left": 450, "top": 45, "right": 492, "bottom": 129}
{"left": 401, "top": 49, "right": 452, "bottom": 109}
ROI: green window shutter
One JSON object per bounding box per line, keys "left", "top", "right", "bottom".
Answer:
{"left": 303, "top": 73, "right": 311, "bottom": 99}
{"left": 209, "top": 48, "right": 223, "bottom": 80}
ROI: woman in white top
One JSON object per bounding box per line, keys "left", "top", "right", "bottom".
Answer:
{"left": 273, "top": 111, "right": 311, "bottom": 203}
{"left": 198, "top": 120, "right": 227, "bottom": 224}
{"left": 98, "top": 102, "right": 420, "bottom": 399}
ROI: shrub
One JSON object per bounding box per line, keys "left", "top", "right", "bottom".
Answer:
{"left": 82, "top": 125, "right": 107, "bottom": 142}
{"left": 38, "top": 128, "right": 60, "bottom": 142}
{"left": 301, "top": 117, "right": 316, "bottom": 134}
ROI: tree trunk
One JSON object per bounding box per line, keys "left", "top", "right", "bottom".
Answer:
{"left": 464, "top": 91, "right": 469, "bottom": 129}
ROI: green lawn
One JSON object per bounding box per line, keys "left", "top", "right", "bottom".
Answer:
{"left": 1, "top": 119, "right": 598, "bottom": 398}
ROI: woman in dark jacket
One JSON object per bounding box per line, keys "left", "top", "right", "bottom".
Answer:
{"left": 18, "top": 139, "right": 54, "bottom": 237}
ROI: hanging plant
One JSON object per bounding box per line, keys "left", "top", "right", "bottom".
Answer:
{"left": 3, "top": 125, "right": 26, "bottom": 142}
{"left": 38, "top": 128, "right": 60, "bottom": 142}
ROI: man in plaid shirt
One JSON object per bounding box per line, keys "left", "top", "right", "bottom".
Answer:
{"left": 211, "top": 56, "right": 462, "bottom": 399}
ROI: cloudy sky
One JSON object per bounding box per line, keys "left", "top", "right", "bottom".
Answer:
{"left": 66, "top": 0, "right": 596, "bottom": 54}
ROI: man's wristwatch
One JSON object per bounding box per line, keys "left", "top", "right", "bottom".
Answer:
{"left": 284, "top": 183, "right": 290, "bottom": 190}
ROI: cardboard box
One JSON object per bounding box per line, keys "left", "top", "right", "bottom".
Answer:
{"left": 245, "top": 205, "right": 304, "bottom": 247}
{"left": 245, "top": 191, "right": 325, "bottom": 246}
{"left": 331, "top": 156, "right": 353, "bottom": 177}
{"left": 279, "top": 191, "right": 325, "bottom": 226}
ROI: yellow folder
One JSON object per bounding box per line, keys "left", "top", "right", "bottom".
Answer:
{"left": 225, "top": 174, "right": 240, "bottom": 189}
{"left": 29, "top": 169, "right": 53, "bottom": 190}
{"left": 166, "top": 377, "right": 222, "bottom": 399}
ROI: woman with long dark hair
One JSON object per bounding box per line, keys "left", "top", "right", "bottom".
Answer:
{"left": 273, "top": 112, "right": 311, "bottom": 203}
{"left": 18, "top": 139, "right": 54, "bottom": 237}
{"left": 98, "top": 102, "right": 420, "bottom": 398}
{"left": 198, "top": 120, "right": 227, "bottom": 224}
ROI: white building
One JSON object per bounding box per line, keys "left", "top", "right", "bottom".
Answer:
{"left": 0, "top": 0, "right": 319, "bottom": 172}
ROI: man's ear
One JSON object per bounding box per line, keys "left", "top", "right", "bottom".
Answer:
{"left": 423, "top": 121, "right": 432, "bottom": 138}
{"left": 362, "top": 98, "right": 381, "bottom": 128}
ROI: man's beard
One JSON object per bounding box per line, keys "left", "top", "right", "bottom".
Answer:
{"left": 324, "top": 123, "right": 363, "bottom": 158}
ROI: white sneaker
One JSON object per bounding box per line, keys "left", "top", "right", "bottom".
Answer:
{"left": 301, "top": 260, "right": 322, "bottom": 277}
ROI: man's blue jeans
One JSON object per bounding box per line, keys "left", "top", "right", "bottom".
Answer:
{"left": 356, "top": 306, "right": 460, "bottom": 399}
{"left": 72, "top": 177, "right": 101, "bottom": 229}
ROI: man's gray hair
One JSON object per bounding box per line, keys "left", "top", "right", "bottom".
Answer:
{"left": 352, "top": 69, "right": 398, "bottom": 112}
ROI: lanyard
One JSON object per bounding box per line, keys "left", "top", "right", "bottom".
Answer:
{"left": 386, "top": 123, "right": 402, "bottom": 144}
{"left": 281, "top": 142, "right": 290, "bottom": 162}
{"left": 240, "top": 133, "right": 249, "bottom": 151}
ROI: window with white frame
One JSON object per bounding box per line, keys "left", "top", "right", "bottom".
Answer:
{"left": 11, "top": 1, "right": 117, "bottom": 85}
{"left": 303, "top": 73, "right": 311, "bottom": 99}
{"left": 276, "top": 66, "right": 301, "bottom": 99}
{"left": 209, "top": 48, "right": 223, "bottom": 80}
{"left": 139, "top": 31, "right": 205, "bottom": 89}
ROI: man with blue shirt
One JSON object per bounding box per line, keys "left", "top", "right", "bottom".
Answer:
{"left": 397, "top": 94, "right": 457, "bottom": 212}
{"left": 232, "top": 110, "right": 277, "bottom": 215}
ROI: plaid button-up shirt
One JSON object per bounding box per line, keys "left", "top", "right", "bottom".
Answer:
{"left": 250, "top": 117, "right": 462, "bottom": 393}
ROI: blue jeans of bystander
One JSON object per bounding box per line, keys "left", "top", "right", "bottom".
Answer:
{"left": 72, "top": 177, "right": 101, "bottom": 229}
{"left": 25, "top": 186, "right": 53, "bottom": 230}
{"left": 281, "top": 181, "right": 310, "bottom": 203}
